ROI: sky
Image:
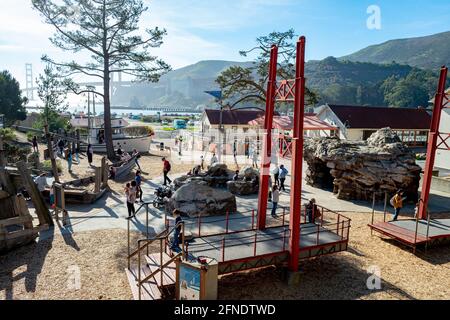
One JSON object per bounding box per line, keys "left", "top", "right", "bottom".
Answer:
{"left": 1, "top": 0, "right": 450, "bottom": 89}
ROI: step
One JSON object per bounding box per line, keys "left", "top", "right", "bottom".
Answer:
{"left": 145, "top": 252, "right": 177, "bottom": 287}
{"left": 125, "top": 267, "right": 162, "bottom": 300}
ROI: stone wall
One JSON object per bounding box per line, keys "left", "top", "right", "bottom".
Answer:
{"left": 304, "top": 128, "right": 422, "bottom": 201}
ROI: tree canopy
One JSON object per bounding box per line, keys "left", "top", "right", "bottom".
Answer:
{"left": 0, "top": 71, "right": 27, "bottom": 126}
{"left": 216, "top": 29, "right": 318, "bottom": 110}
{"left": 32, "top": 0, "right": 171, "bottom": 160}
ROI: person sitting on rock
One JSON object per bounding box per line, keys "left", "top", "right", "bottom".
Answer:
{"left": 188, "top": 165, "right": 201, "bottom": 176}
{"left": 233, "top": 170, "right": 240, "bottom": 181}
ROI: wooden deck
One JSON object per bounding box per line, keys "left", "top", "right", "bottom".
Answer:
{"left": 369, "top": 219, "right": 450, "bottom": 247}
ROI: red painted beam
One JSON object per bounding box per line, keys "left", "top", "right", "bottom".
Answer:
{"left": 288, "top": 36, "right": 306, "bottom": 272}
{"left": 257, "top": 45, "right": 278, "bottom": 230}
{"left": 418, "top": 66, "right": 448, "bottom": 220}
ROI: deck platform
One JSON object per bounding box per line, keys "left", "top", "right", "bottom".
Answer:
{"left": 186, "top": 223, "right": 348, "bottom": 274}
{"left": 369, "top": 219, "right": 450, "bottom": 248}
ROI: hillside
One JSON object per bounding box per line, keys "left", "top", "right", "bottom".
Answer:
{"left": 341, "top": 31, "right": 450, "bottom": 70}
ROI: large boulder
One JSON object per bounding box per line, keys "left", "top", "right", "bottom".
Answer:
{"left": 226, "top": 180, "right": 259, "bottom": 195}
{"left": 166, "top": 181, "right": 237, "bottom": 217}
{"left": 304, "top": 128, "right": 421, "bottom": 201}
{"left": 207, "top": 163, "right": 230, "bottom": 176}
{"left": 241, "top": 166, "right": 259, "bottom": 180}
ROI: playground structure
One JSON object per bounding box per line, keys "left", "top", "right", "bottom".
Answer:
{"left": 369, "top": 66, "right": 450, "bottom": 252}
{"left": 125, "top": 36, "right": 353, "bottom": 300}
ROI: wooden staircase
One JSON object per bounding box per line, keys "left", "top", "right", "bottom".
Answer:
{"left": 125, "top": 252, "right": 177, "bottom": 300}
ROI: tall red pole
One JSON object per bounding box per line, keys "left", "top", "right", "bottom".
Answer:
{"left": 257, "top": 45, "right": 278, "bottom": 230}
{"left": 288, "top": 36, "right": 306, "bottom": 271}
{"left": 418, "top": 66, "right": 448, "bottom": 220}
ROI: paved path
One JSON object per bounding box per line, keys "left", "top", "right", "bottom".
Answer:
{"left": 39, "top": 157, "right": 450, "bottom": 240}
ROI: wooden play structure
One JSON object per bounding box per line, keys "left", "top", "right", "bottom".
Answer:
{"left": 124, "top": 36, "right": 352, "bottom": 300}
{"left": 369, "top": 66, "right": 450, "bottom": 252}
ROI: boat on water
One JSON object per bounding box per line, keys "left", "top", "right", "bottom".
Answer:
{"left": 70, "top": 116, "right": 152, "bottom": 153}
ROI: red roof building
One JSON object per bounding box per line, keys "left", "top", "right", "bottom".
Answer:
{"left": 316, "top": 104, "right": 432, "bottom": 146}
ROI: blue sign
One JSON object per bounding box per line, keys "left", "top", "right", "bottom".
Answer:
{"left": 204, "top": 90, "right": 222, "bottom": 100}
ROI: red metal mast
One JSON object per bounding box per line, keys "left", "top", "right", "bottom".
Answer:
{"left": 418, "top": 66, "right": 449, "bottom": 220}
{"left": 288, "top": 37, "right": 306, "bottom": 271}
{"left": 257, "top": 45, "right": 278, "bottom": 230}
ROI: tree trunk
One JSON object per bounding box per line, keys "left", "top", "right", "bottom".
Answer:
{"left": 44, "top": 124, "right": 60, "bottom": 183}
{"left": 103, "top": 58, "right": 115, "bottom": 161}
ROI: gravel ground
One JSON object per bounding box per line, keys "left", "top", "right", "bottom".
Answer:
{"left": 1, "top": 212, "right": 449, "bottom": 300}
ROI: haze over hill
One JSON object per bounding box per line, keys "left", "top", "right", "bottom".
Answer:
{"left": 341, "top": 31, "right": 450, "bottom": 70}
{"left": 113, "top": 31, "right": 450, "bottom": 109}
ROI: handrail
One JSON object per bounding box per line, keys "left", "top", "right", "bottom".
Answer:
{"left": 139, "top": 252, "right": 182, "bottom": 285}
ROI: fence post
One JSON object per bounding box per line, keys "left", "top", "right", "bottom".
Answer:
{"left": 253, "top": 232, "right": 258, "bottom": 256}
{"left": 383, "top": 192, "right": 388, "bottom": 223}
{"left": 198, "top": 214, "right": 201, "bottom": 237}
{"left": 282, "top": 207, "right": 286, "bottom": 227}
{"left": 251, "top": 210, "right": 255, "bottom": 229}
{"left": 127, "top": 218, "right": 130, "bottom": 269}
{"left": 221, "top": 237, "right": 225, "bottom": 262}
{"left": 336, "top": 215, "right": 340, "bottom": 235}
{"left": 282, "top": 228, "right": 287, "bottom": 251}
{"left": 226, "top": 210, "right": 229, "bottom": 234}
{"left": 321, "top": 207, "right": 324, "bottom": 226}
{"left": 316, "top": 224, "right": 320, "bottom": 245}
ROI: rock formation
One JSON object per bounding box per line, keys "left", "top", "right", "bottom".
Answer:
{"left": 226, "top": 166, "right": 260, "bottom": 195}
{"left": 173, "top": 163, "right": 234, "bottom": 190}
{"left": 304, "top": 128, "right": 422, "bottom": 201}
{"left": 166, "top": 181, "right": 237, "bottom": 217}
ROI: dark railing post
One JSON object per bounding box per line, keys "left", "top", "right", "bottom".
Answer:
{"left": 160, "top": 238, "right": 163, "bottom": 287}
{"left": 321, "top": 207, "right": 324, "bottom": 226}
{"left": 282, "top": 228, "right": 287, "bottom": 251}
{"left": 282, "top": 207, "right": 286, "bottom": 227}
{"left": 383, "top": 192, "right": 388, "bottom": 223}
{"left": 336, "top": 215, "right": 340, "bottom": 235}
{"left": 221, "top": 237, "right": 225, "bottom": 262}
{"left": 251, "top": 210, "right": 255, "bottom": 230}
{"left": 138, "top": 241, "right": 141, "bottom": 300}
{"left": 127, "top": 218, "right": 131, "bottom": 269}
{"left": 316, "top": 224, "right": 320, "bottom": 245}
{"left": 226, "top": 210, "right": 229, "bottom": 234}
{"left": 198, "top": 214, "right": 201, "bottom": 237}
{"left": 146, "top": 204, "right": 149, "bottom": 256}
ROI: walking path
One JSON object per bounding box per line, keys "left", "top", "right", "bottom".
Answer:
{"left": 38, "top": 155, "right": 450, "bottom": 242}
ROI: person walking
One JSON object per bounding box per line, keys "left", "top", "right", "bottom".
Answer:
{"left": 67, "top": 150, "right": 73, "bottom": 173}
{"left": 57, "top": 139, "right": 65, "bottom": 157}
{"left": 75, "top": 144, "right": 80, "bottom": 164}
{"left": 306, "top": 198, "right": 318, "bottom": 223}
{"left": 125, "top": 181, "right": 137, "bottom": 218}
{"left": 135, "top": 170, "right": 143, "bottom": 203}
{"left": 271, "top": 185, "right": 280, "bottom": 218}
{"left": 268, "top": 175, "right": 273, "bottom": 202}
{"left": 32, "top": 135, "right": 38, "bottom": 153}
{"left": 87, "top": 143, "right": 94, "bottom": 166}
{"left": 132, "top": 149, "right": 142, "bottom": 170}
{"left": 391, "top": 189, "right": 406, "bottom": 221}
{"left": 279, "top": 164, "right": 288, "bottom": 191}
{"left": 252, "top": 150, "right": 258, "bottom": 168}
{"left": 162, "top": 157, "right": 172, "bottom": 185}
{"left": 170, "top": 209, "right": 183, "bottom": 251}
{"left": 200, "top": 155, "right": 205, "bottom": 170}
{"left": 272, "top": 165, "right": 280, "bottom": 186}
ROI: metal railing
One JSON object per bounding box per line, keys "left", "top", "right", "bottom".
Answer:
{"left": 185, "top": 204, "right": 351, "bottom": 263}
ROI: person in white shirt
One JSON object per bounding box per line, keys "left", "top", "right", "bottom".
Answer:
{"left": 252, "top": 150, "right": 259, "bottom": 168}
{"left": 271, "top": 185, "right": 280, "bottom": 218}
{"left": 34, "top": 173, "right": 48, "bottom": 192}
{"left": 210, "top": 153, "right": 218, "bottom": 166}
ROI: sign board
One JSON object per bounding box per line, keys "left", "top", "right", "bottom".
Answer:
{"left": 178, "top": 263, "right": 201, "bottom": 300}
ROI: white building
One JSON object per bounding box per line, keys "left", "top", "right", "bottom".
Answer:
{"left": 315, "top": 104, "right": 431, "bottom": 147}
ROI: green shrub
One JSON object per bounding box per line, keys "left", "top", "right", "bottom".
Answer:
{"left": 42, "top": 159, "right": 62, "bottom": 173}
{"left": 0, "top": 128, "right": 17, "bottom": 141}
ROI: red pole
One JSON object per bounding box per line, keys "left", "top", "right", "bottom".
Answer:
{"left": 419, "top": 66, "right": 448, "bottom": 220}
{"left": 257, "top": 45, "right": 278, "bottom": 230}
{"left": 288, "top": 36, "right": 306, "bottom": 272}
{"left": 253, "top": 232, "right": 258, "bottom": 256}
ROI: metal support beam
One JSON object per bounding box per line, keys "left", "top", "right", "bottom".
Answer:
{"left": 288, "top": 36, "right": 306, "bottom": 272}
{"left": 418, "top": 66, "right": 448, "bottom": 220}
{"left": 257, "top": 45, "right": 278, "bottom": 230}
